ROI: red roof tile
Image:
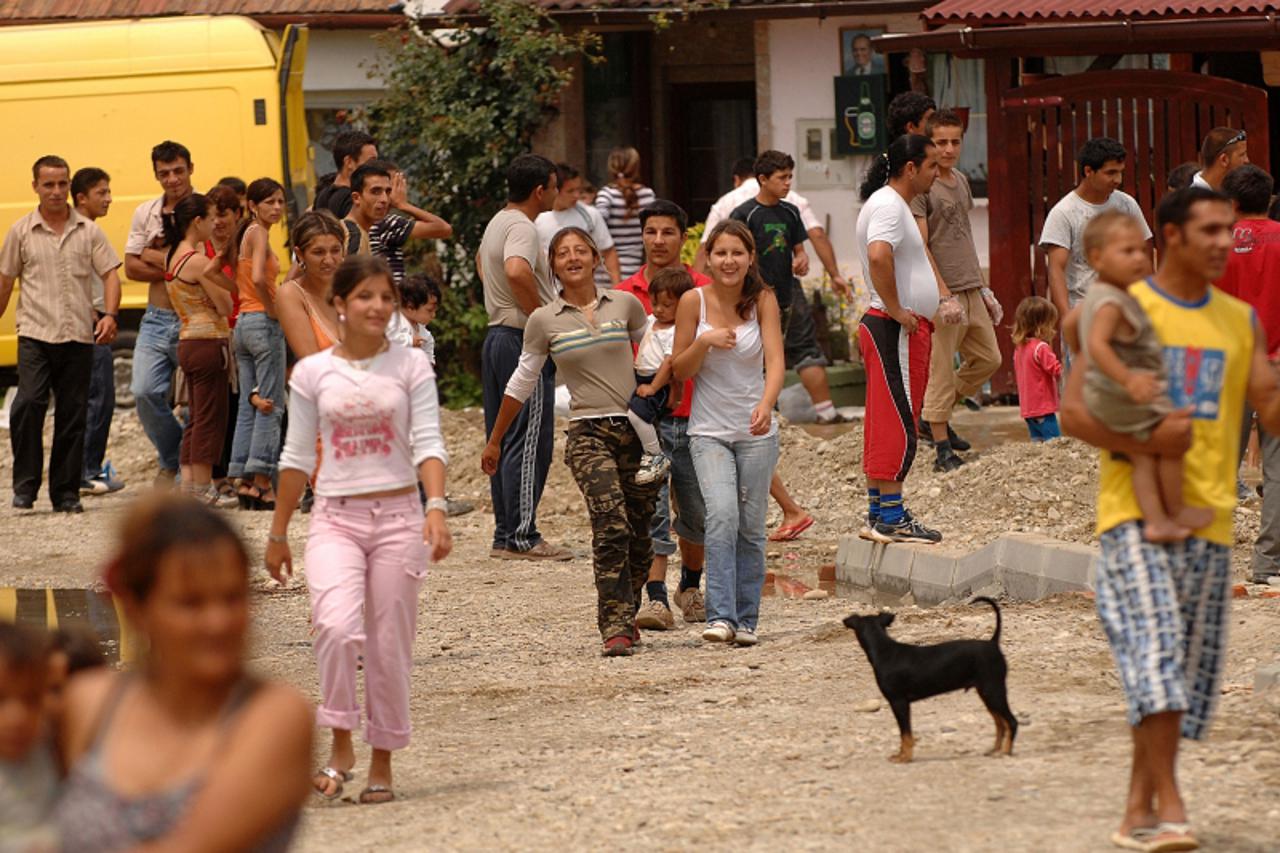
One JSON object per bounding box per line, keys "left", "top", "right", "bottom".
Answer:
{"left": 0, "top": 0, "right": 404, "bottom": 22}
{"left": 923, "top": 0, "right": 1277, "bottom": 27}
{"left": 441, "top": 0, "right": 927, "bottom": 16}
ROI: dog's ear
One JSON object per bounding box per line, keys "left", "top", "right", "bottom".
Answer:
{"left": 877, "top": 612, "right": 896, "bottom": 627}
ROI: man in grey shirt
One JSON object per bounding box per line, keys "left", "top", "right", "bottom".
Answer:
{"left": 478, "top": 153, "right": 570, "bottom": 560}
{"left": 1041, "top": 137, "right": 1153, "bottom": 327}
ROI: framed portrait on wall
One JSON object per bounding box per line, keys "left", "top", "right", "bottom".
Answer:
{"left": 840, "top": 27, "right": 886, "bottom": 77}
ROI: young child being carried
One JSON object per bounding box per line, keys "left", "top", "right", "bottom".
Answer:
{"left": 1078, "top": 210, "right": 1214, "bottom": 541}
{"left": 387, "top": 273, "right": 441, "bottom": 366}
{"left": 628, "top": 268, "right": 694, "bottom": 484}
{"left": 0, "top": 623, "right": 58, "bottom": 853}
{"left": 1011, "top": 296, "right": 1063, "bottom": 442}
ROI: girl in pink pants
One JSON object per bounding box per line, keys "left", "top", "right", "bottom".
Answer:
{"left": 266, "top": 254, "right": 452, "bottom": 806}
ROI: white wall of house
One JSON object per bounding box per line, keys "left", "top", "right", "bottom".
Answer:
{"left": 759, "top": 16, "right": 990, "bottom": 284}
{"left": 303, "top": 29, "right": 385, "bottom": 98}
{"left": 301, "top": 30, "right": 389, "bottom": 172}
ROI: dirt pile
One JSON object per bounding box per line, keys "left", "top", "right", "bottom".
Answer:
{"left": 5, "top": 403, "right": 1263, "bottom": 569}
{"left": 773, "top": 422, "right": 1102, "bottom": 550}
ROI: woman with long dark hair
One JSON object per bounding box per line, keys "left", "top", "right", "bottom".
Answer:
{"left": 229, "top": 178, "right": 287, "bottom": 509}
{"left": 266, "top": 254, "right": 450, "bottom": 804}
{"left": 162, "top": 193, "right": 236, "bottom": 507}
{"left": 855, "top": 133, "right": 945, "bottom": 544}
{"left": 595, "top": 147, "right": 656, "bottom": 278}
{"left": 55, "top": 495, "right": 311, "bottom": 851}
{"left": 205, "top": 183, "right": 245, "bottom": 504}
{"left": 671, "top": 220, "right": 785, "bottom": 646}
{"left": 481, "top": 227, "right": 659, "bottom": 657}
{"left": 277, "top": 210, "right": 345, "bottom": 359}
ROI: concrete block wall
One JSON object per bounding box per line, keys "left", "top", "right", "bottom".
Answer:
{"left": 835, "top": 533, "right": 1098, "bottom": 606}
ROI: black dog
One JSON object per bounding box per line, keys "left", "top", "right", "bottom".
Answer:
{"left": 843, "top": 597, "right": 1017, "bottom": 763}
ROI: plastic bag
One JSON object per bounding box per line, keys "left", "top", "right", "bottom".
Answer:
{"left": 937, "top": 296, "right": 966, "bottom": 326}
{"left": 981, "top": 287, "right": 1004, "bottom": 325}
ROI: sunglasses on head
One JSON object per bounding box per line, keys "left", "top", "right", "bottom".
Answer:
{"left": 1214, "top": 130, "right": 1247, "bottom": 160}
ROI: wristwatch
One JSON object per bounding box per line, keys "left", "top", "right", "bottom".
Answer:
{"left": 425, "top": 497, "right": 449, "bottom": 515}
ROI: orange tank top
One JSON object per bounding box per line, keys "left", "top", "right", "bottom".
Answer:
{"left": 283, "top": 280, "right": 337, "bottom": 351}
{"left": 236, "top": 225, "right": 280, "bottom": 314}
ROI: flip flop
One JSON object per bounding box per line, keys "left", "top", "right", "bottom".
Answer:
{"left": 769, "top": 516, "right": 814, "bottom": 542}
{"left": 1145, "top": 823, "right": 1198, "bottom": 853}
{"left": 1110, "top": 827, "right": 1157, "bottom": 851}
{"left": 358, "top": 785, "right": 395, "bottom": 805}
{"left": 312, "top": 767, "right": 353, "bottom": 801}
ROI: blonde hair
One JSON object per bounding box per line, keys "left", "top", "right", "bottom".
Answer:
{"left": 607, "top": 146, "right": 643, "bottom": 218}
{"left": 1082, "top": 210, "right": 1144, "bottom": 259}
{"left": 1011, "top": 296, "right": 1058, "bottom": 346}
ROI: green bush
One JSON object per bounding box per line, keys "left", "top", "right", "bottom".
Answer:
{"left": 369, "top": 0, "right": 597, "bottom": 407}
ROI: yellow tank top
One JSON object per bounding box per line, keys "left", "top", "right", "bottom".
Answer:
{"left": 1096, "top": 278, "right": 1255, "bottom": 545}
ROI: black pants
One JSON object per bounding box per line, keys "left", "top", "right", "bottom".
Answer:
{"left": 11, "top": 337, "right": 93, "bottom": 505}
{"left": 82, "top": 342, "right": 114, "bottom": 481}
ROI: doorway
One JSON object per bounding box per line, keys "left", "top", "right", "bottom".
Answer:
{"left": 667, "top": 82, "right": 757, "bottom": 224}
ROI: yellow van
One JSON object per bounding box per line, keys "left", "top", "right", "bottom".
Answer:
{"left": 0, "top": 15, "right": 311, "bottom": 402}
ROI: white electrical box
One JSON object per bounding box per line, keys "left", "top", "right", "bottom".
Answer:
{"left": 793, "top": 118, "right": 860, "bottom": 191}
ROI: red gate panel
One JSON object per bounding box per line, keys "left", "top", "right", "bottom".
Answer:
{"left": 985, "top": 68, "right": 1269, "bottom": 394}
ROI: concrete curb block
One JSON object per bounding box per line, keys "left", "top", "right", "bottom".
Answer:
{"left": 834, "top": 532, "right": 1098, "bottom": 605}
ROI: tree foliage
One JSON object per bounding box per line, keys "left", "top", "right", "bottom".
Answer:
{"left": 368, "top": 1, "right": 596, "bottom": 405}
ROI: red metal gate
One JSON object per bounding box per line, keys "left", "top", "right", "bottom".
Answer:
{"left": 985, "top": 69, "right": 1269, "bottom": 393}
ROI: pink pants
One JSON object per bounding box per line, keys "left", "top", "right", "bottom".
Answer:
{"left": 306, "top": 492, "right": 428, "bottom": 751}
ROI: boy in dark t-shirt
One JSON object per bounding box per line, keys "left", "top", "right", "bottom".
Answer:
{"left": 729, "top": 150, "right": 808, "bottom": 309}
{"left": 729, "top": 150, "right": 846, "bottom": 426}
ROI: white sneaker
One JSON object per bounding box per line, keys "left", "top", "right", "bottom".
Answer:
{"left": 701, "top": 621, "right": 735, "bottom": 643}
{"left": 634, "top": 452, "right": 671, "bottom": 485}
{"left": 733, "top": 628, "right": 759, "bottom": 646}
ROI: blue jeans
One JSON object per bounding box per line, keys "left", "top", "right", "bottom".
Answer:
{"left": 1026, "top": 414, "right": 1061, "bottom": 442}
{"left": 130, "top": 307, "right": 182, "bottom": 472}
{"left": 83, "top": 342, "right": 115, "bottom": 481}
{"left": 690, "top": 432, "right": 779, "bottom": 631}
{"left": 649, "top": 417, "right": 706, "bottom": 556}
{"left": 229, "top": 312, "right": 286, "bottom": 479}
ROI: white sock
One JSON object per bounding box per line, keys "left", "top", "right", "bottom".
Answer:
{"left": 627, "top": 411, "right": 662, "bottom": 455}
{"left": 814, "top": 400, "right": 837, "bottom": 421}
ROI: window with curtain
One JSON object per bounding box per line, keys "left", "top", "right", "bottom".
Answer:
{"left": 928, "top": 55, "right": 988, "bottom": 196}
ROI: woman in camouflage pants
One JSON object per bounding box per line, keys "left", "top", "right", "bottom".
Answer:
{"left": 483, "top": 228, "right": 660, "bottom": 657}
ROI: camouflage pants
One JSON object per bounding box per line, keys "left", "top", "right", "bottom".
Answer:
{"left": 565, "top": 417, "right": 661, "bottom": 641}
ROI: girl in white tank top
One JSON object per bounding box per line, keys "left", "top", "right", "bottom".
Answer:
{"left": 688, "top": 288, "right": 775, "bottom": 442}
{"left": 671, "top": 220, "right": 785, "bottom": 646}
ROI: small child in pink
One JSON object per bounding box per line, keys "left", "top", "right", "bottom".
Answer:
{"left": 1012, "top": 296, "right": 1063, "bottom": 442}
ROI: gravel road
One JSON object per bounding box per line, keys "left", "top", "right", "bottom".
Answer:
{"left": 2, "top": 409, "right": 1278, "bottom": 851}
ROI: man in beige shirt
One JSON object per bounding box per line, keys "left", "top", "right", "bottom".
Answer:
{"left": 477, "top": 153, "right": 569, "bottom": 561}
{"left": 0, "top": 155, "right": 121, "bottom": 512}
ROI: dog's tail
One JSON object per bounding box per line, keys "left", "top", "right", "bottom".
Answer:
{"left": 971, "top": 596, "right": 1002, "bottom": 643}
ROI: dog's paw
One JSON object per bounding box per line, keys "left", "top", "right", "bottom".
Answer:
{"left": 888, "top": 753, "right": 911, "bottom": 764}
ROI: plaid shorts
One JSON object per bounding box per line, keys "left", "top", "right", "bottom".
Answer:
{"left": 1096, "top": 521, "right": 1232, "bottom": 739}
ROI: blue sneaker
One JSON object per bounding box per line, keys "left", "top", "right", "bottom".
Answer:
{"left": 82, "top": 461, "right": 126, "bottom": 496}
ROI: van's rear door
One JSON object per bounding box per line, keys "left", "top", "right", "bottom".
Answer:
{"left": 276, "top": 24, "right": 312, "bottom": 220}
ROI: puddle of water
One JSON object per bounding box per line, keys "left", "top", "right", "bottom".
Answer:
{"left": 761, "top": 562, "right": 840, "bottom": 599}
{"left": 0, "top": 588, "right": 134, "bottom": 664}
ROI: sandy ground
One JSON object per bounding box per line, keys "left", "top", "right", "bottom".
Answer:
{"left": 2, "top": 407, "right": 1279, "bottom": 852}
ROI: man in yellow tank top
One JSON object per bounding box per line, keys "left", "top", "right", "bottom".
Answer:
{"left": 1062, "top": 187, "right": 1280, "bottom": 852}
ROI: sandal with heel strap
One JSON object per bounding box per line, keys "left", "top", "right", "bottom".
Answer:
{"left": 312, "top": 767, "right": 354, "bottom": 801}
